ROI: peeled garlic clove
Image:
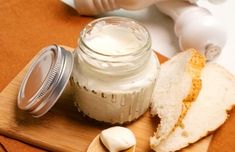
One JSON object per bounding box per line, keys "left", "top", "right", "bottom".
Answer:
{"left": 100, "top": 126, "right": 136, "bottom": 152}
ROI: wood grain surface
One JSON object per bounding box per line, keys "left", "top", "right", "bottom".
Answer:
{"left": 0, "top": 48, "right": 160, "bottom": 152}
{"left": 0, "top": 46, "right": 212, "bottom": 152}
{"left": 0, "top": 1, "right": 92, "bottom": 150}
{"left": 0, "top": 0, "right": 234, "bottom": 151}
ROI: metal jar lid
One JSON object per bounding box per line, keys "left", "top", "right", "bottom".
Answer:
{"left": 17, "top": 45, "right": 74, "bottom": 117}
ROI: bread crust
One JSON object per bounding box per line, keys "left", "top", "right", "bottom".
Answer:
{"left": 176, "top": 50, "right": 205, "bottom": 128}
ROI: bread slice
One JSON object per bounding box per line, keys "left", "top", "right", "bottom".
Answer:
{"left": 150, "top": 49, "right": 205, "bottom": 147}
{"left": 153, "top": 63, "right": 235, "bottom": 152}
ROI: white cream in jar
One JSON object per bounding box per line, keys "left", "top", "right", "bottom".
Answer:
{"left": 71, "top": 17, "right": 160, "bottom": 124}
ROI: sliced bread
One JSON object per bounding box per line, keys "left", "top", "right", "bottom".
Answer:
{"left": 153, "top": 63, "right": 235, "bottom": 152}
{"left": 150, "top": 49, "right": 205, "bottom": 147}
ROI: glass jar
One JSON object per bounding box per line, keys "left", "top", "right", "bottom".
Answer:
{"left": 71, "top": 17, "right": 160, "bottom": 124}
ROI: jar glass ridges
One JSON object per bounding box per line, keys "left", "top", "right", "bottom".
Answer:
{"left": 72, "top": 17, "right": 160, "bottom": 124}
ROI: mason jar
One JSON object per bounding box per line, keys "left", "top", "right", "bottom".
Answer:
{"left": 71, "top": 17, "right": 160, "bottom": 124}
{"left": 17, "top": 17, "right": 160, "bottom": 124}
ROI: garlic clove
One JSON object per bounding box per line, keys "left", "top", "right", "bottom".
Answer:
{"left": 100, "top": 126, "right": 136, "bottom": 152}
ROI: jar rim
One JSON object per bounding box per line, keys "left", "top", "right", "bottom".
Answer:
{"left": 79, "top": 16, "right": 151, "bottom": 58}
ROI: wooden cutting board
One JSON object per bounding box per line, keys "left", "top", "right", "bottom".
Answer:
{"left": 0, "top": 47, "right": 212, "bottom": 152}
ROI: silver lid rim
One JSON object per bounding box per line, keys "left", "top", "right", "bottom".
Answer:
{"left": 17, "top": 45, "right": 74, "bottom": 117}
{"left": 17, "top": 45, "right": 62, "bottom": 111}
{"left": 30, "top": 47, "right": 74, "bottom": 117}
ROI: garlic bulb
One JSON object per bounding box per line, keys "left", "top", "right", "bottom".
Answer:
{"left": 61, "top": 0, "right": 226, "bottom": 16}
{"left": 188, "top": 0, "right": 226, "bottom": 4}
{"left": 64, "top": 0, "right": 156, "bottom": 16}
{"left": 156, "top": 0, "right": 226, "bottom": 61}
